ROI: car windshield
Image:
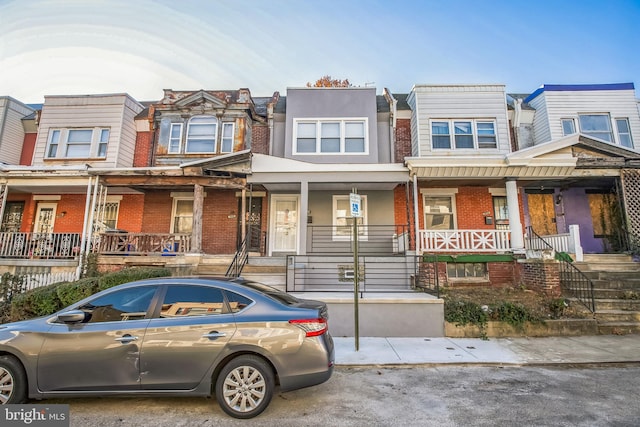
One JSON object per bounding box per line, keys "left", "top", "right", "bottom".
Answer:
{"left": 237, "top": 280, "right": 301, "bottom": 305}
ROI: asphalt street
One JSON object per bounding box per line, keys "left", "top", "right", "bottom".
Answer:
{"left": 48, "top": 365, "right": 640, "bottom": 427}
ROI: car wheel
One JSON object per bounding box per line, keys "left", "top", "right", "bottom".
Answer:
{"left": 215, "top": 355, "right": 275, "bottom": 419}
{"left": 0, "top": 355, "right": 27, "bottom": 404}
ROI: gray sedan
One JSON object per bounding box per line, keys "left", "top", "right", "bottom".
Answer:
{"left": 0, "top": 277, "right": 334, "bottom": 419}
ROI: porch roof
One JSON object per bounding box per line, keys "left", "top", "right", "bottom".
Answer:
{"left": 249, "top": 154, "right": 408, "bottom": 184}
{"left": 406, "top": 134, "right": 640, "bottom": 181}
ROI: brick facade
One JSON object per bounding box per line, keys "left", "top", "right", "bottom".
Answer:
{"left": 519, "top": 259, "right": 562, "bottom": 297}
{"left": 394, "top": 118, "right": 412, "bottom": 163}
{"left": 251, "top": 123, "right": 270, "bottom": 155}
{"left": 134, "top": 131, "right": 154, "bottom": 167}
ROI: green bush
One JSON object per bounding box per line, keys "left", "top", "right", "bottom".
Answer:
{"left": 491, "top": 301, "right": 538, "bottom": 329}
{"left": 7, "top": 267, "right": 172, "bottom": 322}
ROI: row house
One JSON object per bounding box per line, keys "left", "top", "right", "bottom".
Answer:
{"left": 0, "top": 82, "right": 638, "bottom": 296}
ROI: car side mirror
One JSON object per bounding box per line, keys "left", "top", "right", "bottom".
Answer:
{"left": 57, "top": 310, "right": 87, "bottom": 324}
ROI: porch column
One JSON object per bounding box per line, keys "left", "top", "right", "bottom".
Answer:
{"left": 413, "top": 174, "right": 420, "bottom": 253}
{"left": 506, "top": 178, "right": 524, "bottom": 252}
{"left": 0, "top": 183, "right": 8, "bottom": 226}
{"left": 299, "top": 180, "right": 308, "bottom": 255}
{"left": 191, "top": 184, "right": 203, "bottom": 253}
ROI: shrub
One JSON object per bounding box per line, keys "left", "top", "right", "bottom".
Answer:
{"left": 491, "top": 301, "right": 538, "bottom": 329}
{"left": 7, "top": 267, "right": 172, "bottom": 322}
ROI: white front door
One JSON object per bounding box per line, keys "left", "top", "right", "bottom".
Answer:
{"left": 270, "top": 196, "right": 298, "bottom": 254}
{"left": 34, "top": 203, "right": 57, "bottom": 234}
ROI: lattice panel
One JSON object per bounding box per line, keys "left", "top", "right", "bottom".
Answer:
{"left": 621, "top": 170, "right": 640, "bottom": 236}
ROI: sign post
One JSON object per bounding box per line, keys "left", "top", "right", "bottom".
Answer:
{"left": 350, "top": 190, "right": 361, "bottom": 351}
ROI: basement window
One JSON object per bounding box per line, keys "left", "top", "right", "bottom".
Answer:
{"left": 447, "top": 262, "right": 487, "bottom": 280}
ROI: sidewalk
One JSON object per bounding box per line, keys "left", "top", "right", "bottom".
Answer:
{"left": 333, "top": 334, "right": 640, "bottom": 366}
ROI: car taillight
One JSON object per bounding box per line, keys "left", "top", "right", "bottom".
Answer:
{"left": 289, "top": 318, "right": 328, "bottom": 337}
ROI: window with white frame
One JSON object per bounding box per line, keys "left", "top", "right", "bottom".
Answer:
{"left": 430, "top": 120, "right": 497, "bottom": 150}
{"left": 46, "top": 128, "right": 110, "bottom": 159}
{"left": 169, "top": 123, "right": 183, "bottom": 153}
{"left": 221, "top": 122, "right": 234, "bottom": 153}
{"left": 294, "top": 119, "right": 367, "bottom": 154}
{"left": 423, "top": 195, "right": 455, "bottom": 230}
{"left": 615, "top": 118, "right": 633, "bottom": 148}
{"left": 561, "top": 118, "right": 576, "bottom": 136}
{"left": 102, "top": 202, "right": 120, "bottom": 229}
{"left": 172, "top": 198, "right": 193, "bottom": 234}
{"left": 578, "top": 114, "right": 613, "bottom": 142}
{"left": 333, "top": 195, "right": 367, "bottom": 240}
{"left": 186, "top": 116, "right": 217, "bottom": 153}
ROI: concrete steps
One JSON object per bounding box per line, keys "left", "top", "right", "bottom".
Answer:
{"left": 574, "top": 255, "right": 640, "bottom": 334}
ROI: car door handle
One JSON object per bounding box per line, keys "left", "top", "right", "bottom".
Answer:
{"left": 202, "top": 332, "right": 226, "bottom": 340}
{"left": 115, "top": 335, "right": 138, "bottom": 343}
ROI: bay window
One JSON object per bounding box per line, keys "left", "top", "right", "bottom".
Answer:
{"left": 46, "top": 127, "right": 110, "bottom": 159}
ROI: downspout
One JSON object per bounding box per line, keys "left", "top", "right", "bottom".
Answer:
{"left": 412, "top": 173, "right": 420, "bottom": 254}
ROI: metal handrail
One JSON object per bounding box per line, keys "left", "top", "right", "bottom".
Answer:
{"left": 226, "top": 236, "right": 248, "bottom": 278}
{"left": 527, "top": 226, "right": 595, "bottom": 312}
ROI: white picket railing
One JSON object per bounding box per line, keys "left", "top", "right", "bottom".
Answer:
{"left": 22, "top": 272, "right": 77, "bottom": 292}
{"left": 418, "top": 229, "right": 511, "bottom": 253}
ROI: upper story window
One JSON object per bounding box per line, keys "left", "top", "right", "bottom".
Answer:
{"left": 186, "top": 116, "right": 217, "bottom": 153}
{"left": 431, "top": 120, "right": 497, "bottom": 150}
{"left": 561, "top": 118, "right": 576, "bottom": 136}
{"left": 615, "top": 118, "right": 633, "bottom": 148}
{"left": 294, "top": 119, "right": 368, "bottom": 155}
{"left": 578, "top": 114, "right": 613, "bottom": 142}
{"left": 163, "top": 116, "right": 236, "bottom": 155}
{"left": 46, "top": 128, "right": 110, "bottom": 159}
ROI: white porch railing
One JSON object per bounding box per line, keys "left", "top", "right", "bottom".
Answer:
{"left": 525, "top": 224, "right": 583, "bottom": 261}
{"left": 418, "top": 229, "right": 511, "bottom": 253}
{"left": 22, "top": 272, "right": 77, "bottom": 291}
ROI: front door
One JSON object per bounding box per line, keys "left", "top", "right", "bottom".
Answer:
{"left": 527, "top": 193, "right": 557, "bottom": 235}
{"left": 1, "top": 202, "right": 24, "bottom": 232}
{"left": 34, "top": 203, "right": 57, "bottom": 234}
{"left": 238, "top": 197, "right": 263, "bottom": 253}
{"left": 270, "top": 195, "right": 298, "bottom": 254}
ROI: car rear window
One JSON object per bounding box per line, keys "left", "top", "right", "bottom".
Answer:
{"left": 237, "top": 281, "right": 301, "bottom": 305}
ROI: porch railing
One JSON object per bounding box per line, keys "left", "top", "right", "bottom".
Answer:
{"left": 525, "top": 224, "right": 583, "bottom": 261}
{"left": 286, "top": 254, "right": 417, "bottom": 293}
{"left": 307, "top": 225, "right": 409, "bottom": 255}
{"left": 95, "top": 232, "right": 191, "bottom": 255}
{"left": 418, "top": 229, "right": 511, "bottom": 253}
{"left": 0, "top": 232, "right": 81, "bottom": 259}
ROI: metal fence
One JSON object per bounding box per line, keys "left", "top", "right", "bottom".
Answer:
{"left": 306, "top": 225, "right": 409, "bottom": 255}
{"left": 0, "top": 232, "right": 81, "bottom": 259}
{"left": 286, "top": 254, "right": 418, "bottom": 293}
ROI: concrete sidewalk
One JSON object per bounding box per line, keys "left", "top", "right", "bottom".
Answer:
{"left": 334, "top": 334, "right": 640, "bottom": 366}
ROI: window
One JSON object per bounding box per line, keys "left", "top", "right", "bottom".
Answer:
{"left": 186, "top": 116, "right": 217, "bottom": 153}
{"left": 221, "top": 122, "right": 234, "bottom": 153}
{"left": 561, "top": 118, "right": 576, "bottom": 136}
{"left": 77, "top": 286, "right": 158, "bottom": 323}
{"left": 46, "top": 128, "right": 110, "bottom": 159}
{"left": 160, "top": 285, "right": 228, "bottom": 317}
{"left": 172, "top": 198, "right": 193, "bottom": 233}
{"left": 431, "top": 120, "right": 497, "bottom": 150}
{"left": 294, "top": 119, "right": 368, "bottom": 154}
{"left": 333, "top": 195, "right": 367, "bottom": 240}
{"left": 447, "top": 262, "right": 487, "bottom": 279}
{"left": 454, "top": 121, "right": 473, "bottom": 148}
{"left": 102, "top": 202, "right": 120, "bottom": 229}
{"left": 169, "top": 123, "right": 183, "bottom": 153}
{"left": 476, "top": 122, "right": 497, "bottom": 148}
{"left": 424, "top": 196, "right": 455, "bottom": 230}
{"left": 579, "top": 114, "right": 613, "bottom": 142}
{"left": 616, "top": 118, "right": 633, "bottom": 148}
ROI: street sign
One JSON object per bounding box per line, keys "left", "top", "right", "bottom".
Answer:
{"left": 350, "top": 193, "right": 361, "bottom": 217}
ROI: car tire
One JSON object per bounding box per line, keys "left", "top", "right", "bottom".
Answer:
{"left": 215, "top": 355, "right": 275, "bottom": 419}
{"left": 0, "top": 355, "right": 27, "bottom": 404}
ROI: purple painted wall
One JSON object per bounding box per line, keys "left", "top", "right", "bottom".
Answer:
{"left": 522, "top": 187, "right": 604, "bottom": 253}
{"left": 557, "top": 188, "right": 604, "bottom": 253}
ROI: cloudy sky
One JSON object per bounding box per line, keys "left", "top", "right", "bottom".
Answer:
{"left": 1, "top": 0, "right": 639, "bottom": 103}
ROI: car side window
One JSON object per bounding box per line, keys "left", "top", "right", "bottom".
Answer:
{"left": 224, "top": 291, "right": 253, "bottom": 313}
{"left": 78, "top": 286, "right": 157, "bottom": 323}
{"left": 160, "top": 285, "right": 227, "bottom": 317}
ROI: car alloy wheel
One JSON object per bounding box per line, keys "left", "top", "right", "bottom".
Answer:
{"left": 0, "top": 355, "right": 26, "bottom": 404}
{"left": 215, "top": 355, "right": 274, "bottom": 419}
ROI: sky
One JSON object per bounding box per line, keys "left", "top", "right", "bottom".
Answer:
{"left": 1, "top": 0, "right": 640, "bottom": 103}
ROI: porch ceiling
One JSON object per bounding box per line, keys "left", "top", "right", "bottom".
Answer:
{"left": 262, "top": 182, "right": 400, "bottom": 191}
